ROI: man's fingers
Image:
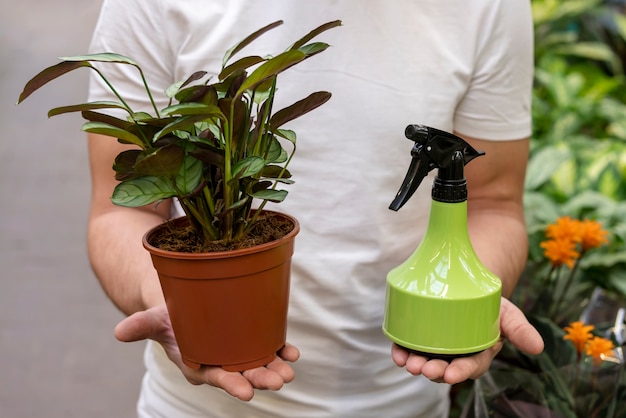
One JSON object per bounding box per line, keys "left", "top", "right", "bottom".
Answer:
{"left": 203, "top": 368, "right": 256, "bottom": 401}
{"left": 500, "top": 299, "right": 544, "bottom": 355}
{"left": 442, "top": 342, "right": 503, "bottom": 384}
{"left": 114, "top": 309, "right": 165, "bottom": 342}
{"left": 242, "top": 367, "right": 286, "bottom": 390}
{"left": 391, "top": 343, "right": 410, "bottom": 367}
{"left": 277, "top": 343, "right": 300, "bottom": 363}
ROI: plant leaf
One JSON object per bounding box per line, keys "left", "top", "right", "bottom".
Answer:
{"left": 82, "top": 121, "right": 146, "bottom": 148}
{"left": 222, "top": 20, "right": 284, "bottom": 68}
{"left": 261, "top": 165, "right": 292, "bottom": 179}
{"left": 59, "top": 52, "right": 138, "bottom": 65}
{"left": 297, "top": 42, "right": 330, "bottom": 58}
{"left": 113, "top": 149, "right": 142, "bottom": 181}
{"left": 153, "top": 115, "right": 215, "bottom": 142}
{"left": 19, "top": 53, "right": 140, "bottom": 104}
{"left": 134, "top": 145, "right": 185, "bottom": 177}
{"left": 189, "top": 145, "right": 225, "bottom": 167}
{"left": 81, "top": 111, "right": 133, "bottom": 130}
{"left": 264, "top": 137, "right": 288, "bottom": 164}
{"left": 231, "top": 156, "right": 265, "bottom": 180}
{"left": 155, "top": 104, "right": 225, "bottom": 141}
{"left": 270, "top": 91, "right": 332, "bottom": 129}
{"left": 236, "top": 50, "right": 306, "bottom": 97}
{"left": 47, "top": 101, "right": 129, "bottom": 118}
{"left": 525, "top": 146, "right": 572, "bottom": 190}
{"left": 249, "top": 189, "right": 288, "bottom": 202}
{"left": 175, "top": 85, "right": 217, "bottom": 105}
{"left": 112, "top": 177, "right": 176, "bottom": 207}
{"left": 176, "top": 154, "right": 203, "bottom": 195}
{"left": 166, "top": 71, "right": 208, "bottom": 98}
{"left": 18, "top": 60, "right": 92, "bottom": 103}
{"left": 289, "top": 20, "right": 342, "bottom": 50}
{"left": 161, "top": 102, "right": 225, "bottom": 118}
{"left": 219, "top": 56, "right": 265, "bottom": 80}
{"left": 275, "top": 129, "right": 296, "bottom": 144}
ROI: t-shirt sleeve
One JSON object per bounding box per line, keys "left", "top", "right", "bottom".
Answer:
{"left": 453, "top": 0, "right": 534, "bottom": 141}
{"left": 86, "top": 0, "right": 174, "bottom": 115}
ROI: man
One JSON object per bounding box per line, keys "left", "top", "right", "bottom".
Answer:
{"left": 86, "top": 1, "right": 543, "bottom": 416}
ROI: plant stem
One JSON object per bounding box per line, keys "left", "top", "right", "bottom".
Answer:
{"left": 134, "top": 66, "right": 161, "bottom": 118}
{"left": 91, "top": 66, "right": 151, "bottom": 146}
{"left": 551, "top": 255, "right": 583, "bottom": 320}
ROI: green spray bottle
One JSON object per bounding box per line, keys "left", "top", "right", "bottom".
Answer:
{"left": 382, "top": 124, "right": 501, "bottom": 358}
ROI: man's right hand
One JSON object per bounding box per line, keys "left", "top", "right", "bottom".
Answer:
{"left": 114, "top": 305, "right": 300, "bottom": 401}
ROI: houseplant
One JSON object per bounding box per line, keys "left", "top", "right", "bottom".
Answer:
{"left": 18, "top": 19, "right": 341, "bottom": 371}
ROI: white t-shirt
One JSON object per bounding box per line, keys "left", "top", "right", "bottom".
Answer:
{"left": 88, "top": 1, "right": 533, "bottom": 417}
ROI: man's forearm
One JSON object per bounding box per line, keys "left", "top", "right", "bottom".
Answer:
{"left": 468, "top": 205, "right": 528, "bottom": 298}
{"left": 88, "top": 208, "right": 167, "bottom": 314}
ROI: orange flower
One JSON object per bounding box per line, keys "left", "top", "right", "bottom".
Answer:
{"left": 545, "top": 216, "right": 583, "bottom": 243}
{"left": 540, "top": 238, "right": 580, "bottom": 268}
{"left": 579, "top": 219, "right": 609, "bottom": 251}
{"left": 585, "top": 336, "right": 615, "bottom": 365}
{"left": 563, "top": 321, "right": 595, "bottom": 355}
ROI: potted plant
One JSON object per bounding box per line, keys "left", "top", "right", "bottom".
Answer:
{"left": 18, "top": 19, "right": 341, "bottom": 371}
{"left": 462, "top": 217, "right": 625, "bottom": 418}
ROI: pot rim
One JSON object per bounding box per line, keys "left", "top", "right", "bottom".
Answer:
{"left": 142, "top": 210, "right": 300, "bottom": 259}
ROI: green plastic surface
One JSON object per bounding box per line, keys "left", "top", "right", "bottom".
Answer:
{"left": 383, "top": 200, "right": 501, "bottom": 355}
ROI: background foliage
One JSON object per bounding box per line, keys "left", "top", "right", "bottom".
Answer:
{"left": 524, "top": 0, "right": 626, "bottom": 304}
{"left": 451, "top": 1, "right": 626, "bottom": 416}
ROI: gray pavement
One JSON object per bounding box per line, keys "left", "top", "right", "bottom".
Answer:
{"left": 1, "top": 1, "right": 145, "bottom": 417}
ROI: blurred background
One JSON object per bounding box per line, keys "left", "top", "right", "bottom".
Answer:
{"left": 1, "top": 1, "right": 145, "bottom": 417}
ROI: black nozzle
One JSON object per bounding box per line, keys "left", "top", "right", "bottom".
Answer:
{"left": 389, "top": 125, "right": 485, "bottom": 211}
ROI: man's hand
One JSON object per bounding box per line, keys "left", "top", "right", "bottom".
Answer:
{"left": 114, "top": 305, "right": 299, "bottom": 401}
{"left": 391, "top": 298, "right": 544, "bottom": 384}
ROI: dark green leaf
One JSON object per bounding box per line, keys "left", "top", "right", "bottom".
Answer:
{"left": 222, "top": 20, "right": 283, "bottom": 67}
{"left": 113, "top": 149, "right": 142, "bottom": 180}
{"left": 48, "top": 101, "right": 129, "bottom": 118}
{"left": 231, "top": 156, "right": 265, "bottom": 180}
{"left": 153, "top": 114, "right": 222, "bottom": 142}
{"left": 219, "top": 56, "right": 265, "bottom": 80}
{"left": 236, "top": 50, "right": 306, "bottom": 96}
{"left": 82, "top": 121, "right": 145, "bottom": 148}
{"left": 134, "top": 145, "right": 185, "bottom": 177}
{"left": 81, "top": 111, "right": 133, "bottom": 130}
{"left": 261, "top": 165, "right": 292, "bottom": 179}
{"left": 249, "top": 189, "right": 288, "bottom": 202}
{"left": 166, "top": 71, "right": 207, "bottom": 98}
{"left": 252, "top": 180, "right": 272, "bottom": 193}
{"left": 18, "top": 60, "right": 92, "bottom": 103}
{"left": 265, "top": 137, "right": 288, "bottom": 164}
{"left": 131, "top": 112, "right": 157, "bottom": 122}
{"left": 270, "top": 91, "right": 332, "bottom": 129}
{"left": 189, "top": 146, "right": 225, "bottom": 167}
{"left": 161, "top": 102, "right": 225, "bottom": 118}
{"left": 175, "top": 85, "right": 218, "bottom": 105}
{"left": 176, "top": 154, "right": 203, "bottom": 195}
{"left": 19, "top": 53, "right": 140, "bottom": 104}
{"left": 112, "top": 177, "right": 176, "bottom": 207}
{"left": 275, "top": 129, "right": 296, "bottom": 144}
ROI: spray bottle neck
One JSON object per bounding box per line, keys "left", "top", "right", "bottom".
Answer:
{"left": 423, "top": 199, "right": 471, "bottom": 245}
{"left": 431, "top": 151, "right": 468, "bottom": 203}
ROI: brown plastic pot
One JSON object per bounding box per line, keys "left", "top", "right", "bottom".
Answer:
{"left": 142, "top": 211, "right": 299, "bottom": 372}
